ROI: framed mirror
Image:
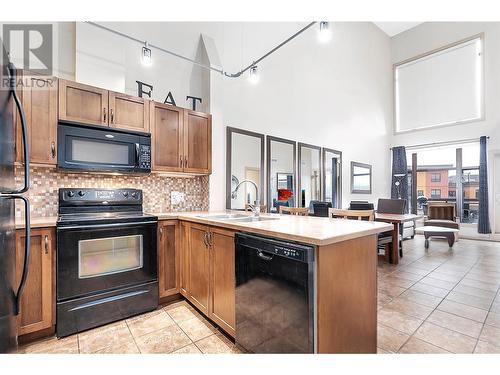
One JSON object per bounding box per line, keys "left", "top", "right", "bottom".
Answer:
{"left": 267, "top": 136, "right": 296, "bottom": 213}
{"left": 226, "top": 127, "right": 265, "bottom": 210}
{"left": 322, "top": 148, "right": 342, "bottom": 208}
{"left": 298, "top": 143, "right": 321, "bottom": 208}
{"left": 351, "top": 161, "right": 372, "bottom": 194}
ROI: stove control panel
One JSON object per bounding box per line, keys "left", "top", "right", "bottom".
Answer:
{"left": 59, "top": 188, "right": 143, "bottom": 206}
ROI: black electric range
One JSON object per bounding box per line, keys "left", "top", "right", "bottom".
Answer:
{"left": 56, "top": 188, "right": 158, "bottom": 337}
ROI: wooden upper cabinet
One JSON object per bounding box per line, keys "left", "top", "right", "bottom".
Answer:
{"left": 150, "top": 102, "right": 184, "bottom": 172}
{"left": 16, "top": 227, "right": 54, "bottom": 336}
{"left": 158, "top": 220, "right": 180, "bottom": 299}
{"left": 186, "top": 223, "right": 210, "bottom": 315}
{"left": 209, "top": 227, "right": 236, "bottom": 337}
{"left": 109, "top": 91, "right": 150, "bottom": 132}
{"left": 183, "top": 110, "right": 212, "bottom": 174}
{"left": 58, "top": 79, "right": 108, "bottom": 126}
{"left": 16, "top": 74, "right": 58, "bottom": 165}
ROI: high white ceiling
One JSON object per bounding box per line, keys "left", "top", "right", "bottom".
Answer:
{"left": 373, "top": 22, "right": 423, "bottom": 37}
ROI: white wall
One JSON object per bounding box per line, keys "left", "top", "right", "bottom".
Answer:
{"left": 211, "top": 22, "right": 393, "bottom": 209}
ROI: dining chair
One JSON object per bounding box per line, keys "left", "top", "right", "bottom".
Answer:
{"left": 328, "top": 208, "right": 375, "bottom": 221}
{"left": 377, "top": 198, "right": 407, "bottom": 258}
{"left": 279, "top": 206, "right": 309, "bottom": 216}
{"left": 329, "top": 208, "right": 391, "bottom": 262}
{"left": 309, "top": 200, "right": 332, "bottom": 217}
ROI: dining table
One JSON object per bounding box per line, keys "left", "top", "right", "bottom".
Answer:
{"left": 375, "top": 213, "right": 423, "bottom": 265}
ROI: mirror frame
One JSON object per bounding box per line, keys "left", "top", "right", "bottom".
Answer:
{"left": 226, "top": 127, "right": 265, "bottom": 209}
{"left": 266, "top": 135, "right": 297, "bottom": 211}
{"left": 350, "top": 161, "right": 372, "bottom": 194}
{"left": 322, "top": 147, "right": 343, "bottom": 207}
{"left": 297, "top": 142, "right": 322, "bottom": 208}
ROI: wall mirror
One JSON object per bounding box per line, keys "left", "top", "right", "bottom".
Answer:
{"left": 322, "top": 148, "right": 342, "bottom": 207}
{"left": 226, "top": 127, "right": 265, "bottom": 210}
{"left": 298, "top": 143, "right": 321, "bottom": 208}
{"left": 267, "top": 136, "right": 296, "bottom": 213}
{"left": 351, "top": 161, "right": 372, "bottom": 194}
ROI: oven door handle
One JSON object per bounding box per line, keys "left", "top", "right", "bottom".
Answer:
{"left": 7, "top": 195, "right": 30, "bottom": 315}
{"left": 57, "top": 220, "right": 157, "bottom": 230}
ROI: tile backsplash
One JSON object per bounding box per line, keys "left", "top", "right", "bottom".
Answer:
{"left": 15, "top": 166, "right": 209, "bottom": 218}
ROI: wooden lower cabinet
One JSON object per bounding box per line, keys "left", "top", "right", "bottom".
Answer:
{"left": 180, "top": 222, "right": 236, "bottom": 336}
{"left": 209, "top": 227, "right": 236, "bottom": 337}
{"left": 158, "top": 220, "right": 180, "bottom": 299}
{"left": 15, "top": 227, "right": 55, "bottom": 336}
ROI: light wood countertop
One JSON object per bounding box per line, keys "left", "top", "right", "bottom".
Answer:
{"left": 17, "top": 211, "right": 393, "bottom": 246}
{"left": 153, "top": 211, "right": 393, "bottom": 246}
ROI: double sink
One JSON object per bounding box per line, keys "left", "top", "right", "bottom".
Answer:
{"left": 196, "top": 213, "right": 280, "bottom": 223}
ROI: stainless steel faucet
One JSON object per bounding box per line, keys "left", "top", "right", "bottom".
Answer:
{"left": 231, "top": 180, "right": 260, "bottom": 217}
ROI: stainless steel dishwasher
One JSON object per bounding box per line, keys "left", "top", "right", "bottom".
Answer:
{"left": 235, "top": 233, "right": 315, "bottom": 353}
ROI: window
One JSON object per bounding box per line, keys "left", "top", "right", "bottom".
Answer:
{"left": 417, "top": 190, "right": 424, "bottom": 197}
{"left": 449, "top": 190, "right": 456, "bottom": 198}
{"left": 475, "top": 189, "right": 479, "bottom": 199}
{"left": 431, "top": 189, "right": 441, "bottom": 198}
{"left": 395, "top": 36, "right": 483, "bottom": 133}
{"left": 431, "top": 173, "right": 441, "bottom": 182}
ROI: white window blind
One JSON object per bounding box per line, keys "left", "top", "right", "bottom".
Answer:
{"left": 395, "top": 36, "right": 483, "bottom": 133}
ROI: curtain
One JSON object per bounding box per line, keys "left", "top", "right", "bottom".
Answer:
{"left": 478, "top": 136, "right": 491, "bottom": 234}
{"left": 391, "top": 146, "right": 408, "bottom": 212}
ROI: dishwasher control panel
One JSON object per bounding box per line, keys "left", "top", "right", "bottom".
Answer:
{"left": 272, "top": 245, "right": 306, "bottom": 261}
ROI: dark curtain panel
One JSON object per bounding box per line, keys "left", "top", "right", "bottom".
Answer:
{"left": 391, "top": 146, "right": 408, "bottom": 212}
{"left": 331, "top": 157, "right": 338, "bottom": 208}
{"left": 478, "top": 136, "right": 491, "bottom": 234}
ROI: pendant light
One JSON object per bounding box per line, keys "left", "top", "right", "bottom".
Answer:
{"left": 248, "top": 65, "right": 259, "bottom": 84}
{"left": 141, "top": 42, "right": 152, "bottom": 66}
{"left": 318, "top": 22, "right": 332, "bottom": 43}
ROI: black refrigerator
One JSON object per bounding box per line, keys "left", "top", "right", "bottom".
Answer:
{"left": 0, "top": 43, "right": 31, "bottom": 353}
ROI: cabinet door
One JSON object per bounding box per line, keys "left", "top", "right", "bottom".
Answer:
{"left": 16, "top": 75, "right": 58, "bottom": 165}
{"left": 209, "top": 227, "right": 235, "bottom": 337}
{"left": 58, "top": 79, "right": 109, "bottom": 126}
{"left": 179, "top": 222, "right": 189, "bottom": 297}
{"left": 183, "top": 109, "right": 211, "bottom": 174}
{"left": 158, "top": 220, "right": 179, "bottom": 298}
{"left": 15, "top": 228, "right": 54, "bottom": 336}
{"left": 109, "top": 91, "right": 150, "bottom": 132}
{"left": 150, "top": 102, "right": 184, "bottom": 172}
{"left": 186, "top": 223, "right": 210, "bottom": 315}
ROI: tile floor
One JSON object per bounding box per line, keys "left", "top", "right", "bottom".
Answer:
{"left": 18, "top": 235, "right": 500, "bottom": 354}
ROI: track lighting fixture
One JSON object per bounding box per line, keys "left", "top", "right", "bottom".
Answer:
{"left": 318, "top": 21, "right": 332, "bottom": 43}
{"left": 248, "top": 65, "right": 259, "bottom": 84}
{"left": 141, "top": 43, "right": 152, "bottom": 66}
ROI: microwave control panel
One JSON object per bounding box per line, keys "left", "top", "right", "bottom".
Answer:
{"left": 139, "top": 144, "right": 151, "bottom": 170}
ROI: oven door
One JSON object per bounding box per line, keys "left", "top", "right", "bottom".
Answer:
{"left": 57, "top": 221, "right": 157, "bottom": 301}
{"left": 57, "top": 124, "right": 148, "bottom": 173}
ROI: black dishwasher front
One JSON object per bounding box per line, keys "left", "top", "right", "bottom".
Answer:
{"left": 235, "top": 233, "right": 315, "bottom": 353}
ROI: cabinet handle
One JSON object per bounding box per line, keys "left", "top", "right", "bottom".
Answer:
{"left": 50, "top": 142, "right": 56, "bottom": 159}
{"left": 44, "top": 235, "right": 49, "bottom": 254}
{"left": 203, "top": 232, "right": 209, "bottom": 248}
{"left": 110, "top": 109, "right": 114, "bottom": 123}
{"left": 184, "top": 156, "right": 188, "bottom": 168}
{"left": 159, "top": 226, "right": 163, "bottom": 239}
{"left": 208, "top": 232, "right": 213, "bottom": 248}
{"left": 180, "top": 155, "right": 183, "bottom": 168}
{"left": 103, "top": 108, "right": 107, "bottom": 122}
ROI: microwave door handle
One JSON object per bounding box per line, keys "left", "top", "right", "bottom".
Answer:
{"left": 135, "top": 143, "right": 140, "bottom": 166}
{"left": 4, "top": 63, "right": 29, "bottom": 194}
{"left": 7, "top": 195, "right": 30, "bottom": 315}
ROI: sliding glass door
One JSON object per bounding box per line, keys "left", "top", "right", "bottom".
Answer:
{"left": 407, "top": 142, "right": 481, "bottom": 236}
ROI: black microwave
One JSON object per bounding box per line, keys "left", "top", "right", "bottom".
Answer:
{"left": 58, "top": 123, "right": 151, "bottom": 174}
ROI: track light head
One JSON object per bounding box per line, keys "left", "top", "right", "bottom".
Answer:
{"left": 142, "top": 44, "right": 152, "bottom": 66}
{"left": 248, "top": 65, "right": 259, "bottom": 84}
{"left": 318, "top": 21, "right": 332, "bottom": 43}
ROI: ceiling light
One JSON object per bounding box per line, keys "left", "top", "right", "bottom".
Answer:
{"left": 318, "top": 22, "right": 332, "bottom": 43}
{"left": 248, "top": 65, "right": 259, "bottom": 84}
{"left": 141, "top": 43, "right": 152, "bottom": 66}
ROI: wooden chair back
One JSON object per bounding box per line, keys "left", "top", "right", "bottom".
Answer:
{"left": 329, "top": 208, "right": 375, "bottom": 221}
{"left": 279, "top": 206, "right": 309, "bottom": 216}
{"left": 245, "top": 204, "right": 267, "bottom": 213}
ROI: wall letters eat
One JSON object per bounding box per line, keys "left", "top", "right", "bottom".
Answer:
{"left": 136, "top": 80, "right": 202, "bottom": 111}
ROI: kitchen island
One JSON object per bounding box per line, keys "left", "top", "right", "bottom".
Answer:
{"left": 153, "top": 211, "right": 392, "bottom": 354}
